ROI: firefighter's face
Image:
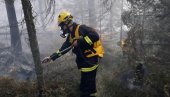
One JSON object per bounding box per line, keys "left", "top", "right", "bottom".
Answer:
{"left": 59, "top": 23, "right": 65, "bottom": 31}
{"left": 59, "top": 22, "right": 71, "bottom": 38}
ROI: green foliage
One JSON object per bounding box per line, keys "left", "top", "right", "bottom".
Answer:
{"left": 121, "top": 0, "right": 170, "bottom": 97}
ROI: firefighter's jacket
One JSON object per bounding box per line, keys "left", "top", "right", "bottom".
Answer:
{"left": 50, "top": 23, "right": 104, "bottom": 70}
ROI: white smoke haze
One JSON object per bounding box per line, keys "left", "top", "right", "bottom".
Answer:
{"left": 0, "top": 0, "right": 128, "bottom": 84}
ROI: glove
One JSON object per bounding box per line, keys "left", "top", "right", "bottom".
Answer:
{"left": 41, "top": 57, "right": 52, "bottom": 64}
{"left": 50, "top": 52, "right": 61, "bottom": 61}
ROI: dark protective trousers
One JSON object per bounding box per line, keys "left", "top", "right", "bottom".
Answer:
{"left": 80, "top": 68, "right": 97, "bottom": 97}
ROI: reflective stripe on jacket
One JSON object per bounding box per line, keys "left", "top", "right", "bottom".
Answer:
{"left": 69, "top": 25, "right": 104, "bottom": 58}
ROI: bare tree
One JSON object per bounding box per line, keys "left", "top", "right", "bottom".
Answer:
{"left": 20, "top": 0, "right": 45, "bottom": 97}
{"left": 88, "top": 0, "right": 97, "bottom": 28}
{"left": 38, "top": 0, "right": 46, "bottom": 30}
{"left": 5, "top": 0, "right": 22, "bottom": 56}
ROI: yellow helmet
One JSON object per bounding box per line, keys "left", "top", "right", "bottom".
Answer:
{"left": 58, "top": 11, "right": 73, "bottom": 25}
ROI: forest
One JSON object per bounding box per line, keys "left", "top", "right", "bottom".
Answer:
{"left": 0, "top": 0, "right": 170, "bottom": 97}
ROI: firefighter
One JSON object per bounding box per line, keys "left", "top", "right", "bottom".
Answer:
{"left": 42, "top": 11, "right": 104, "bottom": 97}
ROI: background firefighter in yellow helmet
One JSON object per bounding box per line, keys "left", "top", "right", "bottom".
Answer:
{"left": 42, "top": 11, "right": 104, "bottom": 97}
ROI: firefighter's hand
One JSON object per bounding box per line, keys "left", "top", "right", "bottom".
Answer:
{"left": 73, "top": 40, "right": 78, "bottom": 47}
{"left": 41, "top": 57, "right": 52, "bottom": 64}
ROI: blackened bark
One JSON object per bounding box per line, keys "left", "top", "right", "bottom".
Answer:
{"left": 20, "top": 0, "right": 45, "bottom": 97}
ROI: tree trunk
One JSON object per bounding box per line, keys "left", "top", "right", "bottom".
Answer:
{"left": 79, "top": 0, "right": 84, "bottom": 24}
{"left": 20, "top": 0, "right": 45, "bottom": 97}
{"left": 38, "top": 0, "right": 46, "bottom": 30}
{"left": 88, "top": 0, "right": 97, "bottom": 28}
{"left": 5, "top": 0, "right": 22, "bottom": 56}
